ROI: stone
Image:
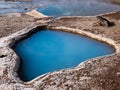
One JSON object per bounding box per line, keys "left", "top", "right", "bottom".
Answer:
{"left": 96, "top": 16, "right": 115, "bottom": 27}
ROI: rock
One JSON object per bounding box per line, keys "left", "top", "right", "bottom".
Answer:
{"left": 96, "top": 16, "right": 115, "bottom": 27}
{"left": 26, "top": 10, "right": 48, "bottom": 18}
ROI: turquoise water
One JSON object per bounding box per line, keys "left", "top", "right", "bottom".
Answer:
{"left": 37, "top": 0, "right": 120, "bottom": 17}
{"left": 14, "top": 30, "right": 115, "bottom": 81}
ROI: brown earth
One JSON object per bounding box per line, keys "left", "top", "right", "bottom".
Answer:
{"left": 0, "top": 11, "right": 120, "bottom": 90}
{"left": 49, "top": 11, "right": 120, "bottom": 43}
{"left": 0, "top": 13, "right": 51, "bottom": 38}
{"left": 112, "top": 0, "right": 120, "bottom": 4}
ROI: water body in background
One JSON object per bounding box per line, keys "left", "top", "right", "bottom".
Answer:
{"left": 14, "top": 30, "right": 115, "bottom": 81}
{"left": 0, "top": 0, "right": 120, "bottom": 15}
{"left": 37, "top": 0, "right": 120, "bottom": 17}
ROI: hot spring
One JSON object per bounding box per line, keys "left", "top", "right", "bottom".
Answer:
{"left": 14, "top": 30, "right": 115, "bottom": 81}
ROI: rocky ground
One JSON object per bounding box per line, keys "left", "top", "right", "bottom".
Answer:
{"left": 49, "top": 11, "right": 120, "bottom": 44}
{"left": 0, "top": 12, "right": 51, "bottom": 38}
{"left": 0, "top": 9, "right": 120, "bottom": 90}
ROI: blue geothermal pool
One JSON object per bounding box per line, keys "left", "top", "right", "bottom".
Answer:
{"left": 37, "top": 0, "right": 120, "bottom": 17}
{"left": 14, "top": 30, "right": 115, "bottom": 81}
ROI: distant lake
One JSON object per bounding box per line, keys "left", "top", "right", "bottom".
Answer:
{"left": 37, "top": 0, "right": 120, "bottom": 17}
{"left": 0, "top": 0, "right": 120, "bottom": 15}
{"left": 14, "top": 30, "right": 115, "bottom": 81}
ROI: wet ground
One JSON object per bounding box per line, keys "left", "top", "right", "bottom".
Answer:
{"left": 0, "top": 0, "right": 42, "bottom": 14}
